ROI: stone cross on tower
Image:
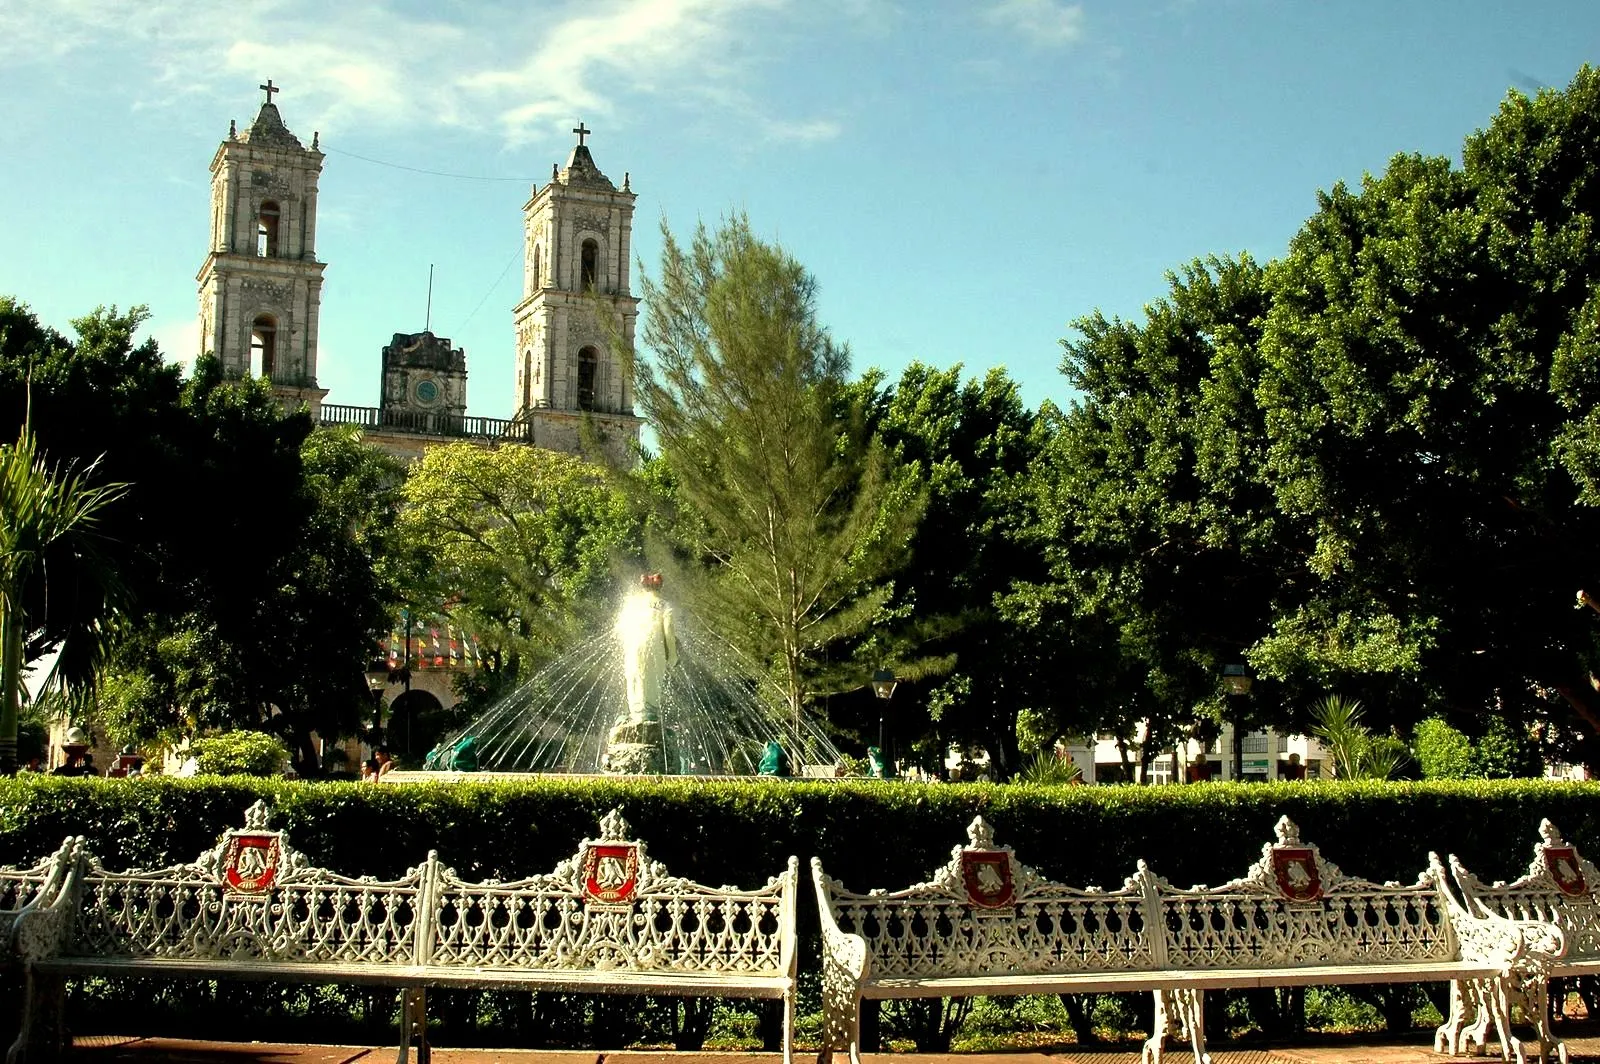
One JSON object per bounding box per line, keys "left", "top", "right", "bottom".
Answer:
{"left": 260, "top": 80, "right": 279, "bottom": 104}
{"left": 572, "top": 121, "right": 590, "bottom": 146}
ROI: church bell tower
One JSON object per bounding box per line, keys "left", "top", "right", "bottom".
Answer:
{"left": 197, "top": 81, "right": 328, "bottom": 414}
{"left": 512, "top": 123, "right": 642, "bottom": 461}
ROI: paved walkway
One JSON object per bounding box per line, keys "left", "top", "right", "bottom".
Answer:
{"left": 64, "top": 1029, "right": 1600, "bottom": 1063}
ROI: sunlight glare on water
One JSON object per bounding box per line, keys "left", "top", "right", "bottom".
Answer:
{"left": 424, "top": 593, "right": 844, "bottom": 775}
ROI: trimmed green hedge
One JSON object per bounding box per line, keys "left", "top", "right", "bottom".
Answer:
{"left": 4, "top": 776, "right": 1596, "bottom": 1050}
{"left": 1, "top": 775, "right": 1596, "bottom": 891}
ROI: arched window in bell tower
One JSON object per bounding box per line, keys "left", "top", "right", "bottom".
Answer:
{"left": 250, "top": 315, "right": 278, "bottom": 377}
{"left": 257, "top": 201, "right": 280, "bottom": 257}
{"left": 532, "top": 245, "right": 542, "bottom": 288}
{"left": 577, "top": 346, "right": 598, "bottom": 411}
{"left": 580, "top": 239, "right": 598, "bottom": 290}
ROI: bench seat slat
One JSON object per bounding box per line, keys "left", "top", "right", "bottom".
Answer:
{"left": 862, "top": 959, "right": 1503, "bottom": 998}
{"left": 34, "top": 957, "right": 792, "bottom": 997}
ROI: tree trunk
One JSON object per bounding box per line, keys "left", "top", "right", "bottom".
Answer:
{"left": 0, "top": 593, "right": 21, "bottom": 774}
{"left": 1059, "top": 994, "right": 1100, "bottom": 1043}
{"left": 293, "top": 730, "right": 321, "bottom": 779}
{"left": 991, "top": 715, "right": 1022, "bottom": 780}
{"left": 1555, "top": 682, "right": 1600, "bottom": 736}
{"left": 672, "top": 997, "right": 713, "bottom": 1050}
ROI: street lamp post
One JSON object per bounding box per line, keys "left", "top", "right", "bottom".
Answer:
{"left": 1222, "top": 663, "right": 1252, "bottom": 782}
{"left": 367, "top": 673, "right": 387, "bottom": 747}
{"left": 872, "top": 668, "right": 898, "bottom": 779}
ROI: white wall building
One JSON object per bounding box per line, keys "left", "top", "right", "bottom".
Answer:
{"left": 1061, "top": 725, "right": 1331, "bottom": 785}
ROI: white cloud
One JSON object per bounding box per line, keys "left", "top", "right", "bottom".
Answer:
{"left": 144, "top": 316, "right": 199, "bottom": 372}
{"left": 0, "top": 0, "right": 844, "bottom": 147}
{"left": 762, "top": 118, "right": 843, "bottom": 144}
{"left": 985, "top": 0, "right": 1086, "bottom": 47}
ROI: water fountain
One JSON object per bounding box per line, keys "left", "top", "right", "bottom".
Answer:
{"left": 420, "top": 575, "right": 844, "bottom": 776}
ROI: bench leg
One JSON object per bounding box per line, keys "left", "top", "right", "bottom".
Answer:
{"left": 1474, "top": 969, "right": 1567, "bottom": 1064}
{"left": 395, "top": 987, "right": 428, "bottom": 1064}
{"left": 782, "top": 988, "right": 796, "bottom": 1064}
{"left": 816, "top": 991, "right": 863, "bottom": 1064}
{"left": 1143, "top": 988, "right": 1210, "bottom": 1064}
{"left": 6, "top": 969, "right": 66, "bottom": 1064}
{"left": 1151, "top": 988, "right": 1212, "bottom": 1064}
{"left": 1514, "top": 973, "right": 1565, "bottom": 1064}
{"left": 818, "top": 961, "right": 863, "bottom": 1064}
{"left": 1438, "top": 979, "right": 1489, "bottom": 1056}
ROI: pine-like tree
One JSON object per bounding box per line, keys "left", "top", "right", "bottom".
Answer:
{"left": 627, "top": 215, "right": 923, "bottom": 727}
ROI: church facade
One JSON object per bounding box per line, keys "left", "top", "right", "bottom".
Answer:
{"left": 200, "top": 85, "right": 642, "bottom": 466}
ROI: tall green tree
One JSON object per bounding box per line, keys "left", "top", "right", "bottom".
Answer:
{"left": 1017, "top": 253, "right": 1284, "bottom": 776}
{"left": 1251, "top": 67, "right": 1600, "bottom": 758}
{"left": 0, "top": 426, "right": 126, "bottom": 769}
{"left": 851, "top": 362, "right": 1049, "bottom": 776}
{"left": 0, "top": 300, "right": 406, "bottom": 770}
{"left": 95, "top": 371, "right": 401, "bottom": 769}
{"left": 1014, "top": 67, "right": 1600, "bottom": 773}
{"left": 398, "top": 440, "right": 637, "bottom": 680}
{"left": 628, "top": 216, "right": 922, "bottom": 725}
{"left": 0, "top": 301, "right": 179, "bottom": 692}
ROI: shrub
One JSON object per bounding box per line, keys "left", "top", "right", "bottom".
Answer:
{"left": 1310, "top": 695, "right": 1414, "bottom": 779}
{"left": 1, "top": 776, "right": 1592, "bottom": 1051}
{"left": 188, "top": 732, "right": 291, "bottom": 777}
{"left": 1413, "top": 717, "right": 1475, "bottom": 779}
{"left": 1016, "top": 750, "right": 1082, "bottom": 785}
{"left": 1472, "top": 717, "right": 1543, "bottom": 779}
{"left": 0, "top": 775, "right": 1595, "bottom": 894}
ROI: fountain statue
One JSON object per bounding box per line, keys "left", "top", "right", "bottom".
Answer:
{"left": 604, "top": 573, "right": 679, "bottom": 774}
{"left": 422, "top": 574, "right": 844, "bottom": 776}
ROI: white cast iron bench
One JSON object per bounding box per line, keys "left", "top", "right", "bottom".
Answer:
{"left": 1441, "top": 818, "right": 1600, "bottom": 1058}
{"left": 813, "top": 814, "right": 1564, "bottom": 1064}
{"left": 10, "top": 802, "right": 799, "bottom": 1064}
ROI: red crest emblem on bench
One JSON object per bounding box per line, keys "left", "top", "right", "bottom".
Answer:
{"left": 961, "top": 851, "right": 1015, "bottom": 908}
{"left": 1544, "top": 846, "right": 1587, "bottom": 897}
{"left": 584, "top": 843, "right": 639, "bottom": 906}
{"left": 223, "top": 835, "right": 280, "bottom": 894}
{"left": 1271, "top": 847, "right": 1321, "bottom": 902}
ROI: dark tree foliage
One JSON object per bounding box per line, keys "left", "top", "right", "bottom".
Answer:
{"left": 1017, "top": 254, "right": 1284, "bottom": 770}
{"left": 845, "top": 363, "right": 1050, "bottom": 778}
{"left": 0, "top": 300, "right": 178, "bottom": 689}
{"left": 1030, "top": 67, "right": 1600, "bottom": 770}
{"left": 1253, "top": 69, "right": 1600, "bottom": 758}
{"left": 0, "top": 301, "right": 403, "bottom": 772}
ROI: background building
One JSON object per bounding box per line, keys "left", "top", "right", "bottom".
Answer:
{"left": 202, "top": 89, "right": 642, "bottom": 467}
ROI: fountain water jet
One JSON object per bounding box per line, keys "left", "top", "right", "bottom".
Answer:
{"left": 423, "top": 576, "right": 843, "bottom": 775}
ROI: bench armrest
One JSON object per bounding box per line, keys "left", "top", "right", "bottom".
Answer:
{"left": 811, "top": 858, "right": 870, "bottom": 988}
{"left": 779, "top": 856, "right": 799, "bottom": 980}
{"left": 1437, "top": 853, "right": 1565, "bottom": 973}
{"left": 10, "top": 837, "right": 84, "bottom": 964}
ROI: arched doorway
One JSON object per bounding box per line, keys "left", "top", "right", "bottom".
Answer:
{"left": 386, "top": 689, "right": 451, "bottom": 763}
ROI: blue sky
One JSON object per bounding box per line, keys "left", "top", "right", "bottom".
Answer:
{"left": 1, "top": 1, "right": 1597, "bottom": 421}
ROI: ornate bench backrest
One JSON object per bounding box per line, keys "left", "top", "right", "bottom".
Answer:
{"left": 815, "top": 816, "right": 1156, "bottom": 980}
{"left": 426, "top": 808, "right": 796, "bottom": 975}
{"left": 1451, "top": 819, "right": 1600, "bottom": 962}
{"left": 72, "top": 801, "right": 429, "bottom": 965}
{"left": 1153, "top": 816, "right": 1457, "bottom": 970}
